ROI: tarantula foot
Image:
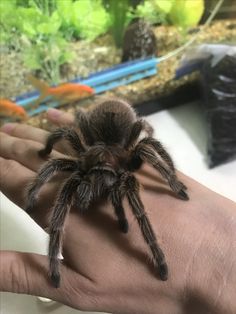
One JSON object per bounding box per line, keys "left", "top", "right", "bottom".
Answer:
{"left": 25, "top": 204, "right": 33, "bottom": 213}
{"left": 119, "top": 219, "right": 129, "bottom": 233}
{"left": 38, "top": 149, "right": 49, "bottom": 158}
{"left": 178, "top": 189, "right": 189, "bottom": 201}
{"left": 50, "top": 271, "right": 61, "bottom": 288}
{"left": 158, "top": 262, "right": 168, "bottom": 281}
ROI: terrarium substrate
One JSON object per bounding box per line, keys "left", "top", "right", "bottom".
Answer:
{"left": 0, "top": 19, "right": 235, "bottom": 130}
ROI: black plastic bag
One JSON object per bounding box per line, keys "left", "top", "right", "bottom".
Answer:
{"left": 200, "top": 54, "right": 236, "bottom": 168}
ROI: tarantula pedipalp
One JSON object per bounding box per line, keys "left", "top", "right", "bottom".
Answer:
{"left": 26, "top": 98, "right": 189, "bottom": 288}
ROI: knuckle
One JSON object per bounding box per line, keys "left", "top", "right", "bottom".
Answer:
{"left": 0, "top": 158, "right": 17, "bottom": 177}
{"left": 9, "top": 124, "right": 25, "bottom": 137}
{"left": 11, "top": 139, "right": 29, "bottom": 159}
{"left": 64, "top": 274, "right": 101, "bottom": 311}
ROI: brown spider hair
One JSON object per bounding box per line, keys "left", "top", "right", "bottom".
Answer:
{"left": 26, "top": 98, "right": 188, "bottom": 287}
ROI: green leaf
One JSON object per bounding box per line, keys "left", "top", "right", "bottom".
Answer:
{"left": 22, "top": 21, "right": 37, "bottom": 37}
{"left": 135, "top": 0, "right": 167, "bottom": 25}
{"left": 56, "top": 0, "right": 74, "bottom": 24}
{"left": 0, "top": 0, "right": 17, "bottom": 13}
{"left": 169, "top": 0, "right": 204, "bottom": 28}
{"left": 80, "top": 7, "right": 110, "bottom": 40}
{"left": 56, "top": 0, "right": 76, "bottom": 38}
{"left": 37, "top": 12, "right": 61, "bottom": 34}
{"left": 23, "top": 48, "right": 41, "bottom": 69}
{"left": 71, "top": 0, "right": 110, "bottom": 40}
{"left": 0, "top": 1, "right": 19, "bottom": 30}
{"left": 17, "top": 7, "right": 43, "bottom": 37}
{"left": 154, "top": 0, "right": 174, "bottom": 14}
{"left": 0, "top": 31, "right": 10, "bottom": 45}
{"left": 59, "top": 50, "right": 75, "bottom": 64}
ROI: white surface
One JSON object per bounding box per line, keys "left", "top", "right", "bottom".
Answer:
{"left": 147, "top": 102, "right": 236, "bottom": 202}
{"left": 0, "top": 102, "right": 236, "bottom": 314}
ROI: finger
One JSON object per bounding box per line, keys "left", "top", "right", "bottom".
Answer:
{"left": 47, "top": 108, "right": 75, "bottom": 126}
{"left": 0, "top": 251, "right": 93, "bottom": 311}
{"left": 0, "top": 157, "right": 45, "bottom": 227}
{"left": 0, "top": 122, "right": 76, "bottom": 155}
{"left": 0, "top": 157, "right": 35, "bottom": 208}
{"left": 1, "top": 123, "right": 49, "bottom": 144}
{"left": 0, "top": 132, "right": 64, "bottom": 172}
{"left": 0, "top": 156, "right": 67, "bottom": 228}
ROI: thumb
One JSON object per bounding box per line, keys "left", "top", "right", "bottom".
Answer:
{"left": 0, "top": 251, "right": 95, "bottom": 310}
{"left": 0, "top": 251, "right": 54, "bottom": 295}
{"left": 0, "top": 251, "right": 64, "bottom": 300}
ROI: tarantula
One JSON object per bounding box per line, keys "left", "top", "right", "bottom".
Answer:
{"left": 26, "top": 98, "right": 189, "bottom": 288}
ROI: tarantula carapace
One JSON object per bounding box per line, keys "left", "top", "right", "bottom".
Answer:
{"left": 26, "top": 98, "right": 189, "bottom": 288}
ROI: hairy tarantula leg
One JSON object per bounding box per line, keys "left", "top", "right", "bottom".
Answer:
{"left": 110, "top": 188, "right": 129, "bottom": 233}
{"left": 49, "top": 173, "right": 81, "bottom": 288}
{"left": 125, "top": 120, "right": 143, "bottom": 149}
{"left": 125, "top": 174, "right": 168, "bottom": 280}
{"left": 75, "top": 181, "right": 93, "bottom": 211}
{"left": 142, "top": 120, "right": 154, "bottom": 137}
{"left": 26, "top": 159, "right": 79, "bottom": 213}
{"left": 38, "top": 127, "right": 86, "bottom": 158}
{"left": 125, "top": 119, "right": 154, "bottom": 149}
{"left": 75, "top": 109, "right": 94, "bottom": 146}
{"left": 139, "top": 137, "right": 176, "bottom": 173}
{"left": 136, "top": 144, "right": 189, "bottom": 200}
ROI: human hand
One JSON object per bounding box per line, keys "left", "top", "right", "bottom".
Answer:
{"left": 0, "top": 109, "right": 235, "bottom": 314}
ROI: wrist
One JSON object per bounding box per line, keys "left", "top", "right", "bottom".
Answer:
{"left": 187, "top": 197, "right": 236, "bottom": 314}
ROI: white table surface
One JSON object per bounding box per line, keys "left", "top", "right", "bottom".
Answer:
{"left": 1, "top": 102, "right": 236, "bottom": 314}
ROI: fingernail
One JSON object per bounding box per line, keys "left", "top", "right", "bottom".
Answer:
{"left": 47, "top": 108, "right": 61, "bottom": 120}
{"left": 1, "top": 123, "right": 15, "bottom": 134}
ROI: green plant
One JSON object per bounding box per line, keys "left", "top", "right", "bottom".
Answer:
{"left": 30, "top": 0, "right": 57, "bottom": 16}
{"left": 0, "top": 0, "right": 111, "bottom": 82}
{"left": 103, "top": 0, "right": 130, "bottom": 47}
{"left": 103, "top": 0, "right": 172, "bottom": 48}
{"left": 133, "top": 0, "right": 204, "bottom": 29}
{"left": 134, "top": 0, "right": 170, "bottom": 25}
{"left": 17, "top": 4, "right": 73, "bottom": 83}
{"left": 168, "top": 0, "right": 204, "bottom": 29}
{"left": 0, "top": 0, "right": 74, "bottom": 83}
{"left": 57, "top": 0, "right": 110, "bottom": 41}
{"left": 0, "top": 1, "right": 22, "bottom": 49}
{"left": 23, "top": 35, "right": 75, "bottom": 83}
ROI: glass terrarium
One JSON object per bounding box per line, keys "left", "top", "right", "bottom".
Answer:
{"left": 0, "top": 0, "right": 235, "bottom": 128}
